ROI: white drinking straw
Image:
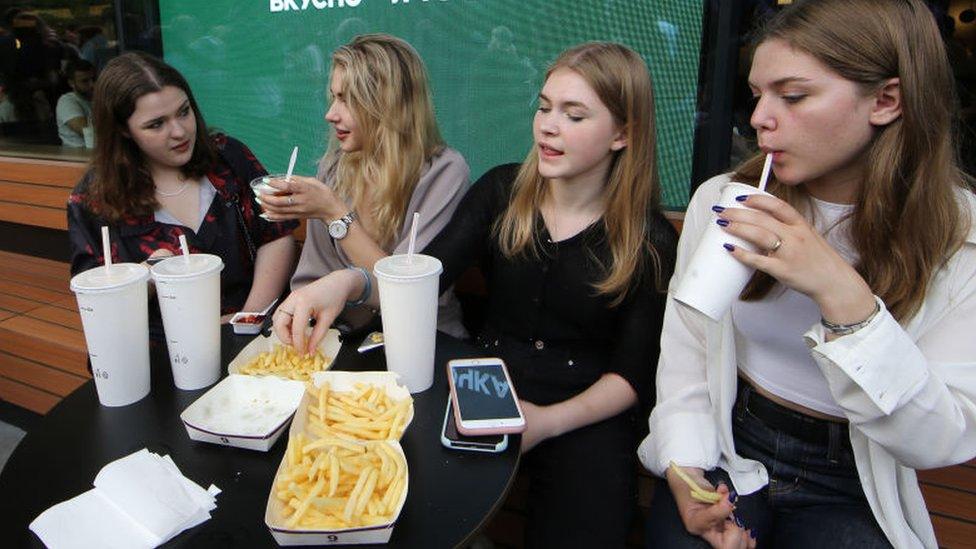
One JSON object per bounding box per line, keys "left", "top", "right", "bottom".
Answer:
{"left": 101, "top": 226, "right": 112, "bottom": 269}
{"left": 179, "top": 234, "right": 191, "bottom": 264}
{"left": 757, "top": 153, "right": 773, "bottom": 193}
{"left": 407, "top": 212, "right": 420, "bottom": 262}
{"left": 285, "top": 146, "right": 298, "bottom": 182}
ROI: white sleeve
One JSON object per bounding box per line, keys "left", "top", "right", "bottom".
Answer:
{"left": 804, "top": 242, "right": 976, "bottom": 469}
{"left": 638, "top": 176, "right": 726, "bottom": 476}
{"left": 56, "top": 94, "right": 86, "bottom": 126}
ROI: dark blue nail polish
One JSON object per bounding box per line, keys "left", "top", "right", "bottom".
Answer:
{"left": 711, "top": 205, "right": 725, "bottom": 213}
{"left": 750, "top": 529, "right": 757, "bottom": 539}
{"left": 729, "top": 490, "right": 737, "bottom": 503}
{"left": 734, "top": 516, "right": 743, "bottom": 528}
{"left": 723, "top": 243, "right": 735, "bottom": 252}
{"left": 735, "top": 195, "right": 749, "bottom": 202}
{"left": 716, "top": 219, "right": 730, "bottom": 227}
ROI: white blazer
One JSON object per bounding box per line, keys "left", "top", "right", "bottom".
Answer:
{"left": 638, "top": 174, "right": 976, "bottom": 549}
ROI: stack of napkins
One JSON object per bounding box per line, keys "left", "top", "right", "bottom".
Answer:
{"left": 29, "top": 449, "right": 220, "bottom": 549}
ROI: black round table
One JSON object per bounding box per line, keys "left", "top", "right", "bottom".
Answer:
{"left": 0, "top": 327, "right": 520, "bottom": 548}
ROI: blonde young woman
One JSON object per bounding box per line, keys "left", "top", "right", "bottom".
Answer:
{"left": 259, "top": 34, "right": 469, "bottom": 337}
{"left": 641, "top": 1, "right": 976, "bottom": 548}
{"left": 274, "top": 42, "right": 677, "bottom": 547}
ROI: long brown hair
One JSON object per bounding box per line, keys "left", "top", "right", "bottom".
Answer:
{"left": 88, "top": 52, "right": 215, "bottom": 222}
{"left": 736, "top": 0, "right": 972, "bottom": 320}
{"left": 495, "top": 42, "right": 663, "bottom": 305}
{"left": 326, "top": 34, "right": 444, "bottom": 249}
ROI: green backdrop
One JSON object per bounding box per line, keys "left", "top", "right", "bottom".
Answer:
{"left": 160, "top": 0, "right": 702, "bottom": 208}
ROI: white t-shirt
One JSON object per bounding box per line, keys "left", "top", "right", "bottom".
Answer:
{"left": 731, "top": 196, "right": 857, "bottom": 417}
{"left": 56, "top": 91, "right": 91, "bottom": 147}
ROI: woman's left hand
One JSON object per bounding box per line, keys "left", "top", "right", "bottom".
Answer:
{"left": 718, "top": 194, "right": 875, "bottom": 323}
{"left": 259, "top": 175, "right": 347, "bottom": 222}
{"left": 519, "top": 400, "right": 561, "bottom": 453}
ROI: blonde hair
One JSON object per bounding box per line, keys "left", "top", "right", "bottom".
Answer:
{"left": 737, "top": 0, "right": 972, "bottom": 321}
{"left": 495, "top": 42, "right": 663, "bottom": 305}
{"left": 326, "top": 34, "right": 444, "bottom": 248}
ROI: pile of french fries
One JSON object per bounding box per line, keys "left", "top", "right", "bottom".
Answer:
{"left": 304, "top": 382, "right": 412, "bottom": 441}
{"left": 271, "top": 376, "right": 413, "bottom": 531}
{"left": 275, "top": 435, "right": 407, "bottom": 529}
{"left": 239, "top": 344, "right": 331, "bottom": 381}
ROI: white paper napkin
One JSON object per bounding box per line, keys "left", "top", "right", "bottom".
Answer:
{"left": 29, "top": 449, "right": 219, "bottom": 549}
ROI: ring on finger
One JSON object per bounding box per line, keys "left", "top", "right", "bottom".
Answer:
{"left": 278, "top": 309, "right": 294, "bottom": 316}
{"left": 287, "top": 196, "right": 294, "bottom": 206}
{"left": 768, "top": 238, "right": 783, "bottom": 254}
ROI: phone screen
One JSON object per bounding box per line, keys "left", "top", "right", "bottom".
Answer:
{"left": 444, "top": 401, "right": 504, "bottom": 444}
{"left": 450, "top": 363, "right": 520, "bottom": 421}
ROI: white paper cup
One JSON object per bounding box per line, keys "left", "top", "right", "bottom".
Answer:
{"left": 673, "top": 182, "right": 772, "bottom": 321}
{"left": 373, "top": 254, "right": 442, "bottom": 393}
{"left": 70, "top": 263, "right": 151, "bottom": 407}
{"left": 151, "top": 254, "right": 223, "bottom": 390}
{"left": 82, "top": 126, "right": 95, "bottom": 148}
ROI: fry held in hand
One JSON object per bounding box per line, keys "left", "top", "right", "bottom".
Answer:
{"left": 275, "top": 435, "right": 407, "bottom": 529}
{"left": 669, "top": 461, "right": 722, "bottom": 504}
{"left": 304, "top": 382, "right": 413, "bottom": 441}
{"left": 240, "top": 343, "right": 331, "bottom": 381}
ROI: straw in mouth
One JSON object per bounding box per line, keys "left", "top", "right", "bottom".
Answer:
{"left": 757, "top": 153, "right": 773, "bottom": 193}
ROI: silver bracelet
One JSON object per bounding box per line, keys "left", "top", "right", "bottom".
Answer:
{"left": 821, "top": 301, "right": 881, "bottom": 336}
{"left": 345, "top": 267, "right": 372, "bottom": 307}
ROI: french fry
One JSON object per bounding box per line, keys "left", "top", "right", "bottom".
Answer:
{"left": 239, "top": 343, "right": 332, "bottom": 381}
{"left": 275, "top": 436, "right": 407, "bottom": 529}
{"left": 668, "top": 461, "right": 722, "bottom": 504}
{"left": 304, "top": 382, "right": 413, "bottom": 441}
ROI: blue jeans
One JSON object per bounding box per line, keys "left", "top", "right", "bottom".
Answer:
{"left": 646, "top": 383, "right": 892, "bottom": 548}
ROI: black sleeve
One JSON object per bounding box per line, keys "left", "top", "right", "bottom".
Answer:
{"left": 424, "top": 163, "right": 518, "bottom": 294}
{"left": 67, "top": 173, "right": 105, "bottom": 276}
{"left": 607, "top": 211, "right": 679, "bottom": 410}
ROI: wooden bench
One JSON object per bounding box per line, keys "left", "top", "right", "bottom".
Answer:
{"left": 0, "top": 156, "right": 86, "bottom": 230}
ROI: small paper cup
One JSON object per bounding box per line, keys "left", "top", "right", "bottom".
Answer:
{"left": 673, "top": 182, "right": 773, "bottom": 321}
{"left": 180, "top": 374, "right": 306, "bottom": 452}
{"left": 230, "top": 311, "right": 266, "bottom": 335}
{"left": 249, "top": 174, "right": 290, "bottom": 204}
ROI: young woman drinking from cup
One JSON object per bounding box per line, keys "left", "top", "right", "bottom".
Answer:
{"left": 68, "top": 52, "right": 297, "bottom": 336}
{"left": 257, "top": 34, "right": 469, "bottom": 338}
{"left": 640, "top": 1, "right": 976, "bottom": 547}
{"left": 275, "top": 42, "right": 678, "bottom": 547}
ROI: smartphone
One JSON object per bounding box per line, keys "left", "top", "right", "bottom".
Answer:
{"left": 446, "top": 357, "right": 526, "bottom": 436}
{"left": 440, "top": 399, "right": 508, "bottom": 453}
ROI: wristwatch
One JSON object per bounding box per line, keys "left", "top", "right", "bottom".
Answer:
{"left": 328, "top": 211, "right": 357, "bottom": 240}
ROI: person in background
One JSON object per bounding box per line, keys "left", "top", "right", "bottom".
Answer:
{"left": 56, "top": 58, "right": 94, "bottom": 147}
{"left": 68, "top": 52, "right": 297, "bottom": 338}
{"left": 257, "top": 34, "right": 469, "bottom": 338}
{"left": 275, "top": 42, "right": 678, "bottom": 548}
{"left": 640, "top": 1, "right": 976, "bottom": 547}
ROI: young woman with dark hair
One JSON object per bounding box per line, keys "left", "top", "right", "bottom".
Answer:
{"left": 68, "top": 51, "right": 296, "bottom": 336}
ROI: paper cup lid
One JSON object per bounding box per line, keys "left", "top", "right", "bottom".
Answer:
{"left": 374, "top": 254, "right": 442, "bottom": 280}
{"left": 70, "top": 263, "right": 149, "bottom": 292}
{"left": 151, "top": 254, "right": 223, "bottom": 279}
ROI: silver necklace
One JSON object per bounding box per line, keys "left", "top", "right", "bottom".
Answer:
{"left": 155, "top": 180, "right": 191, "bottom": 198}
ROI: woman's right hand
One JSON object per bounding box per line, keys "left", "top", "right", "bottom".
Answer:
{"left": 665, "top": 465, "right": 754, "bottom": 548}
{"left": 272, "top": 269, "right": 361, "bottom": 355}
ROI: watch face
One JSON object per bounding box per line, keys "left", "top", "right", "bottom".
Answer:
{"left": 329, "top": 220, "right": 348, "bottom": 239}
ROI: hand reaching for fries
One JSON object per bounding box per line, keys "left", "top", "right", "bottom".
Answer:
{"left": 275, "top": 270, "right": 363, "bottom": 355}
{"left": 665, "top": 463, "right": 754, "bottom": 548}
